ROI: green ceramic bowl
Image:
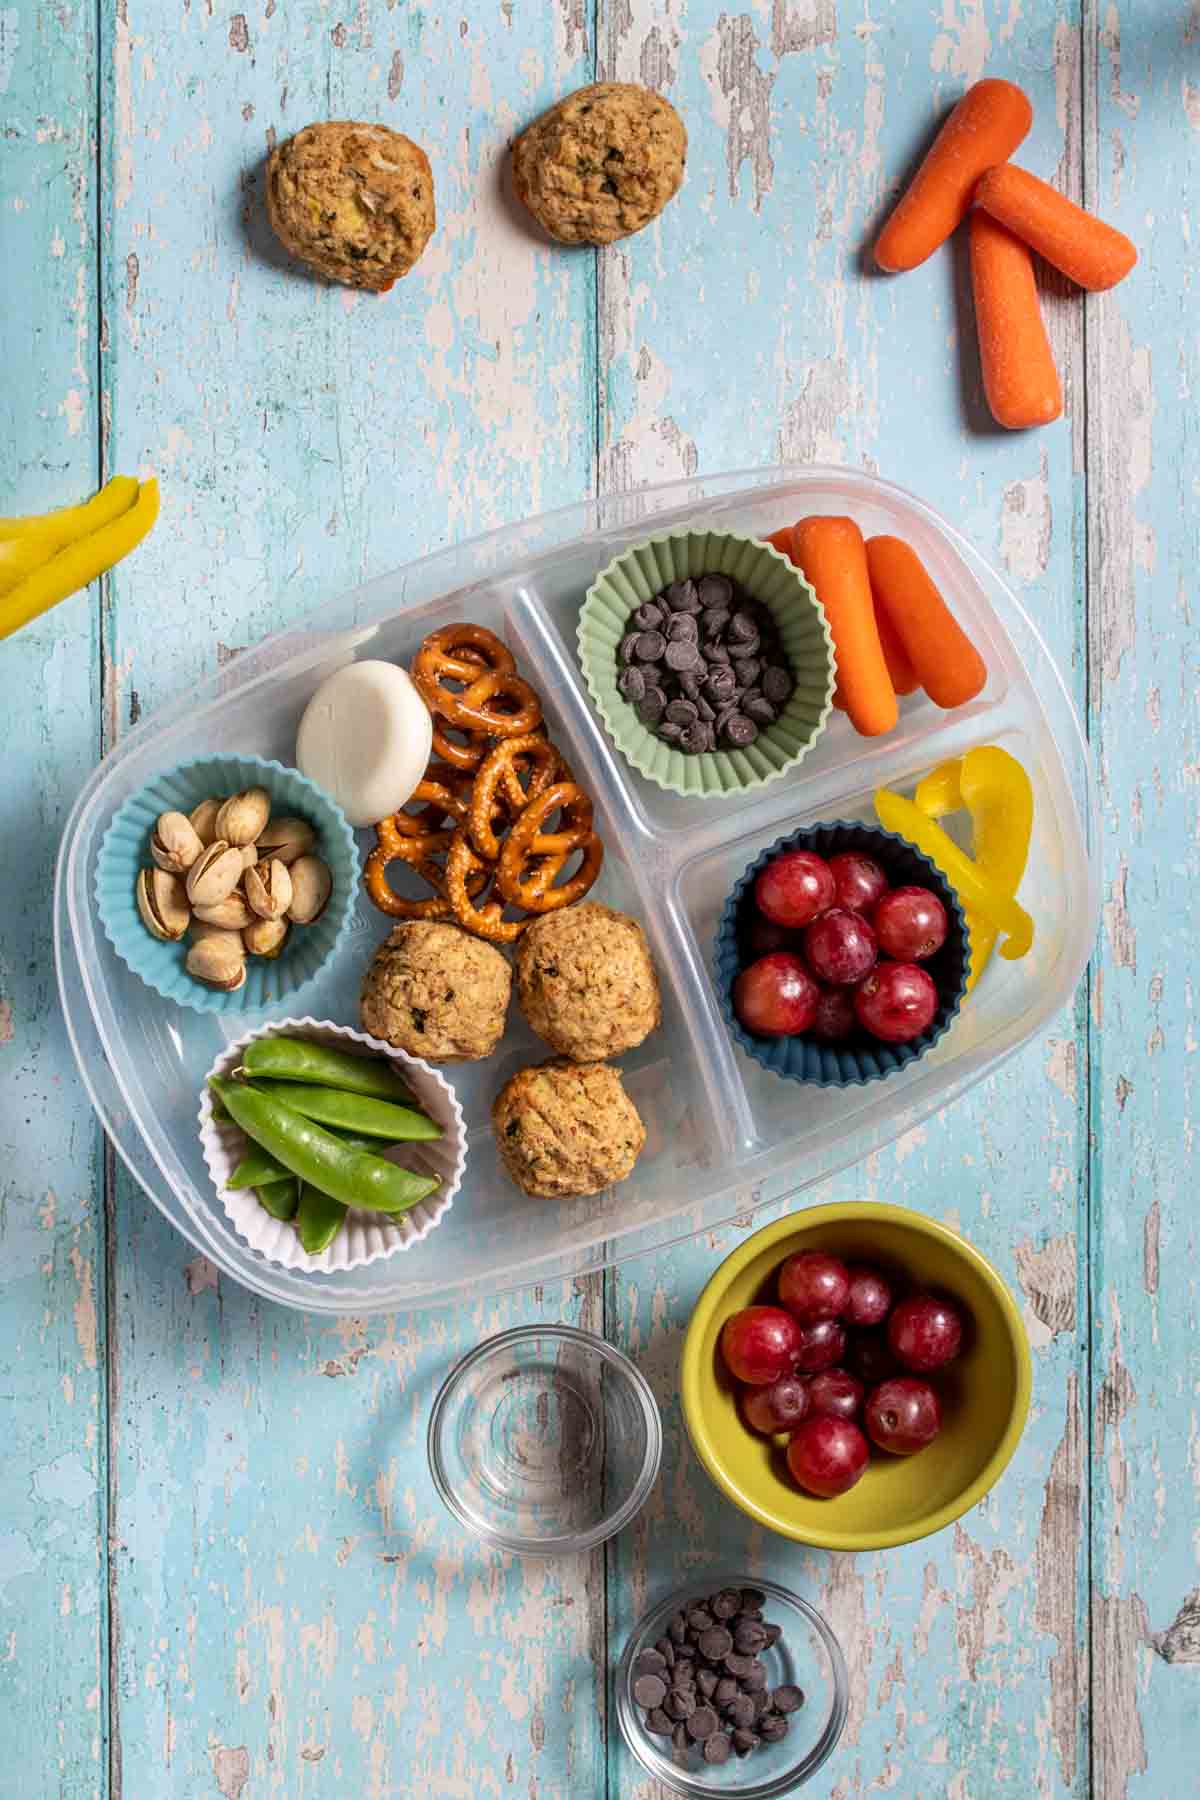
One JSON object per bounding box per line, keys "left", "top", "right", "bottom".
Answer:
{"left": 577, "top": 527, "right": 836, "bottom": 799}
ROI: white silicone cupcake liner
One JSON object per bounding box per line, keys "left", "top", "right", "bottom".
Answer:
{"left": 198, "top": 1017, "right": 466, "bottom": 1274}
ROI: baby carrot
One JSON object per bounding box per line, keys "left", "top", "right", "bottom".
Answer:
{"left": 764, "top": 526, "right": 796, "bottom": 556}
{"left": 791, "top": 516, "right": 897, "bottom": 738}
{"left": 968, "top": 210, "right": 1062, "bottom": 429}
{"left": 865, "top": 535, "right": 987, "bottom": 709}
{"left": 875, "top": 78, "right": 1033, "bottom": 273}
{"left": 974, "top": 163, "right": 1136, "bottom": 291}
{"left": 872, "top": 597, "right": 919, "bottom": 697}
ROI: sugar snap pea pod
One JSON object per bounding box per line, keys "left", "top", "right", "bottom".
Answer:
{"left": 228, "top": 1143, "right": 290, "bottom": 1189}
{"left": 256, "top": 1177, "right": 299, "bottom": 1222}
{"left": 241, "top": 1036, "right": 414, "bottom": 1103}
{"left": 209, "top": 1077, "right": 440, "bottom": 1214}
{"left": 296, "top": 1183, "right": 346, "bottom": 1254}
{"left": 242, "top": 1078, "right": 442, "bottom": 1141}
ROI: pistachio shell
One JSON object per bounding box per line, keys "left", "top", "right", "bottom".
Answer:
{"left": 192, "top": 891, "right": 255, "bottom": 931}
{"left": 188, "top": 797, "right": 224, "bottom": 847}
{"left": 256, "top": 816, "right": 316, "bottom": 866}
{"left": 185, "top": 935, "right": 246, "bottom": 991}
{"left": 216, "top": 786, "right": 271, "bottom": 847}
{"left": 185, "top": 840, "right": 244, "bottom": 908}
{"left": 243, "top": 916, "right": 289, "bottom": 959}
{"left": 188, "top": 923, "right": 245, "bottom": 953}
{"left": 287, "top": 854, "right": 332, "bottom": 925}
{"left": 240, "top": 845, "right": 259, "bottom": 872}
{"left": 245, "top": 857, "right": 293, "bottom": 921}
{"left": 150, "top": 810, "right": 204, "bottom": 875}
{"left": 136, "top": 867, "right": 190, "bottom": 941}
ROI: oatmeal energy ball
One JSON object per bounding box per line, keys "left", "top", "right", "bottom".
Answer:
{"left": 512, "top": 82, "right": 686, "bottom": 247}
{"left": 515, "top": 902, "right": 661, "bottom": 1062}
{"left": 267, "top": 121, "right": 435, "bottom": 291}
{"left": 493, "top": 1061, "right": 647, "bottom": 1199}
{"left": 360, "top": 921, "right": 511, "bottom": 1062}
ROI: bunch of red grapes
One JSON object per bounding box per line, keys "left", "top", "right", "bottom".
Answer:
{"left": 734, "top": 847, "right": 950, "bottom": 1045}
{"left": 719, "top": 1250, "right": 967, "bottom": 1498}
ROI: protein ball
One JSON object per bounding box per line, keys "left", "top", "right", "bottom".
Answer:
{"left": 492, "top": 1060, "right": 646, "bottom": 1199}
{"left": 515, "top": 902, "right": 661, "bottom": 1062}
{"left": 266, "top": 120, "right": 435, "bottom": 291}
{"left": 512, "top": 82, "right": 686, "bottom": 246}
{"left": 360, "top": 921, "right": 510, "bottom": 1061}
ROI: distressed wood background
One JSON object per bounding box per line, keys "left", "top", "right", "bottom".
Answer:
{"left": 2, "top": 0, "right": 1197, "bottom": 1794}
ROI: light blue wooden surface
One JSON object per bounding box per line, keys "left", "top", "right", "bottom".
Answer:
{"left": 2, "top": 1, "right": 1196, "bottom": 1795}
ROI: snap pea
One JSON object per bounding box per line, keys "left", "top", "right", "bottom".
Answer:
{"left": 296, "top": 1183, "right": 346, "bottom": 1254}
{"left": 242, "top": 1079, "right": 441, "bottom": 1142}
{"left": 229, "top": 1132, "right": 402, "bottom": 1198}
{"left": 209, "top": 1077, "right": 439, "bottom": 1214}
{"left": 241, "top": 1036, "right": 415, "bottom": 1103}
{"left": 255, "top": 1177, "right": 299, "bottom": 1222}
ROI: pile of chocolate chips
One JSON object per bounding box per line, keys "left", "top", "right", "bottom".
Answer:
{"left": 616, "top": 575, "right": 795, "bottom": 755}
{"left": 630, "top": 1585, "right": 805, "bottom": 1769}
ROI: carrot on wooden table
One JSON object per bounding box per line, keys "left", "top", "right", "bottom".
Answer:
{"left": 974, "top": 163, "right": 1137, "bottom": 291}
{"left": 865, "top": 534, "right": 987, "bottom": 709}
{"left": 874, "top": 78, "right": 1033, "bottom": 273}
{"left": 791, "top": 516, "right": 898, "bottom": 738}
{"left": 968, "top": 209, "right": 1062, "bottom": 429}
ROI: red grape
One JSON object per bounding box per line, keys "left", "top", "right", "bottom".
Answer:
{"left": 810, "top": 986, "right": 857, "bottom": 1042}
{"left": 887, "top": 1294, "right": 964, "bottom": 1371}
{"left": 828, "top": 851, "right": 889, "bottom": 915}
{"left": 792, "top": 1317, "right": 846, "bottom": 1372}
{"left": 755, "top": 850, "right": 836, "bottom": 929}
{"left": 742, "top": 915, "right": 794, "bottom": 959}
{"left": 843, "top": 1264, "right": 893, "bottom": 1328}
{"left": 733, "top": 953, "right": 819, "bottom": 1037}
{"left": 786, "top": 1416, "right": 870, "bottom": 1497}
{"left": 802, "top": 908, "right": 878, "bottom": 986}
{"left": 720, "top": 1305, "right": 803, "bottom": 1386}
{"left": 740, "top": 1374, "right": 810, "bottom": 1435}
{"left": 778, "top": 1249, "right": 850, "bottom": 1321}
{"left": 864, "top": 1376, "right": 942, "bottom": 1454}
{"left": 854, "top": 962, "right": 938, "bottom": 1043}
{"left": 873, "top": 886, "right": 949, "bottom": 961}
{"left": 846, "top": 1331, "right": 899, "bottom": 1386}
{"left": 806, "top": 1366, "right": 864, "bottom": 1422}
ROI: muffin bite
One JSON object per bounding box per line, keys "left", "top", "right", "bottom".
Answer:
{"left": 267, "top": 121, "right": 435, "bottom": 291}
{"left": 511, "top": 83, "right": 686, "bottom": 247}
{"left": 493, "top": 1061, "right": 646, "bottom": 1198}
{"left": 515, "top": 901, "right": 660, "bottom": 1062}
{"left": 360, "top": 921, "right": 510, "bottom": 1061}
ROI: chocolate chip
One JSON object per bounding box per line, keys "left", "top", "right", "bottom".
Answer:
{"left": 671, "top": 1721, "right": 690, "bottom": 1764}
{"left": 731, "top": 655, "right": 761, "bottom": 686}
{"left": 762, "top": 666, "right": 792, "bottom": 703}
{"left": 664, "top": 698, "right": 697, "bottom": 726}
{"left": 721, "top": 714, "right": 758, "bottom": 748}
{"left": 686, "top": 1608, "right": 714, "bottom": 1634}
{"left": 714, "top": 1676, "right": 738, "bottom": 1706}
{"left": 633, "top": 1673, "right": 667, "bottom": 1709}
{"left": 712, "top": 1589, "right": 743, "bottom": 1620}
{"left": 706, "top": 640, "right": 731, "bottom": 663}
{"left": 703, "top": 1733, "right": 732, "bottom": 1765}
{"left": 743, "top": 695, "right": 776, "bottom": 725}
{"left": 698, "top": 1626, "right": 732, "bottom": 1661}
{"left": 695, "top": 695, "right": 716, "bottom": 722}
{"left": 733, "top": 1728, "right": 760, "bottom": 1756}
{"left": 658, "top": 722, "right": 684, "bottom": 744}
{"left": 664, "top": 579, "right": 701, "bottom": 613}
{"left": 617, "top": 666, "right": 646, "bottom": 703}
{"left": 619, "top": 632, "right": 641, "bottom": 665}
{"left": 635, "top": 630, "right": 666, "bottom": 662}
{"left": 635, "top": 1648, "right": 667, "bottom": 1678}
{"left": 665, "top": 639, "right": 701, "bottom": 672}
{"left": 666, "top": 1688, "right": 695, "bottom": 1720}
{"left": 673, "top": 1659, "right": 696, "bottom": 1687}
{"left": 759, "top": 1714, "right": 789, "bottom": 1744}
{"left": 638, "top": 690, "right": 666, "bottom": 725}
{"left": 729, "top": 612, "right": 757, "bottom": 642}
{"left": 686, "top": 1706, "right": 719, "bottom": 1741}
{"left": 734, "top": 1620, "right": 768, "bottom": 1655}
{"left": 666, "top": 612, "right": 699, "bottom": 642}
{"left": 743, "top": 1661, "right": 768, "bottom": 1693}
{"left": 724, "top": 1692, "right": 756, "bottom": 1730}
{"left": 645, "top": 1707, "right": 672, "bottom": 1736}
{"left": 633, "top": 602, "right": 665, "bottom": 630}
{"left": 753, "top": 1688, "right": 773, "bottom": 1719}
{"left": 761, "top": 1621, "right": 783, "bottom": 1647}
{"left": 723, "top": 1652, "right": 753, "bottom": 1679}
{"left": 740, "top": 1588, "right": 766, "bottom": 1609}
{"left": 697, "top": 1669, "right": 717, "bottom": 1699}
{"left": 697, "top": 574, "right": 733, "bottom": 607}
{"left": 772, "top": 1684, "right": 805, "bottom": 1714}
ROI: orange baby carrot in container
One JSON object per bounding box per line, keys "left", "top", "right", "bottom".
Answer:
{"left": 875, "top": 78, "right": 1033, "bottom": 273}
{"left": 968, "top": 209, "right": 1062, "bottom": 428}
{"left": 872, "top": 597, "right": 919, "bottom": 696}
{"left": 791, "top": 517, "right": 898, "bottom": 738}
{"left": 866, "top": 534, "right": 987, "bottom": 709}
{"left": 974, "top": 163, "right": 1137, "bottom": 291}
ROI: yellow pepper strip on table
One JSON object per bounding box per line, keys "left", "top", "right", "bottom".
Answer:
{"left": 0, "top": 474, "right": 140, "bottom": 593}
{"left": 0, "top": 477, "right": 158, "bottom": 640}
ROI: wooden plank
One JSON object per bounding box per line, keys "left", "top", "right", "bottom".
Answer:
{"left": 97, "top": 1, "right": 603, "bottom": 1794}
{"left": 1083, "top": 2, "right": 1200, "bottom": 1793}
{"left": 597, "top": 1, "right": 1093, "bottom": 1793}
{"left": 0, "top": 3, "right": 108, "bottom": 1796}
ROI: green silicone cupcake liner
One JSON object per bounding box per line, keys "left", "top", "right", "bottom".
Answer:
{"left": 577, "top": 526, "right": 836, "bottom": 800}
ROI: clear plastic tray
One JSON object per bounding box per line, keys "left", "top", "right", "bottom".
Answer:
{"left": 54, "top": 467, "right": 1099, "bottom": 1314}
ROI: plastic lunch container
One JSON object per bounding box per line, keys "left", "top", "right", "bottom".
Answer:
{"left": 54, "top": 467, "right": 1100, "bottom": 1315}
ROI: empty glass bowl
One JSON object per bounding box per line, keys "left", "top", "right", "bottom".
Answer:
{"left": 615, "top": 1574, "right": 848, "bottom": 1796}
{"left": 427, "top": 1324, "right": 662, "bottom": 1555}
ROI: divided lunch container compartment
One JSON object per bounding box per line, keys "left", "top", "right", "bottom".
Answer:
{"left": 54, "top": 467, "right": 1100, "bottom": 1314}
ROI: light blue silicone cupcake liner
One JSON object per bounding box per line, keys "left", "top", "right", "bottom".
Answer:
{"left": 95, "top": 754, "right": 359, "bottom": 1016}
{"left": 715, "top": 821, "right": 969, "bottom": 1088}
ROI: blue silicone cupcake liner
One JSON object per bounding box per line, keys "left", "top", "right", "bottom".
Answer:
{"left": 715, "top": 821, "right": 969, "bottom": 1088}
{"left": 95, "top": 753, "right": 359, "bottom": 1016}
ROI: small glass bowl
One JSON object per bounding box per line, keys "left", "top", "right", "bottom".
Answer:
{"left": 615, "top": 1574, "right": 848, "bottom": 1797}
{"left": 427, "top": 1325, "right": 662, "bottom": 1556}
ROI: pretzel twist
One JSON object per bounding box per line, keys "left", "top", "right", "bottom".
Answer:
{"left": 444, "top": 832, "right": 528, "bottom": 943}
{"left": 364, "top": 815, "right": 489, "bottom": 919}
{"left": 496, "top": 783, "right": 604, "bottom": 914}
{"left": 469, "top": 734, "right": 565, "bottom": 860}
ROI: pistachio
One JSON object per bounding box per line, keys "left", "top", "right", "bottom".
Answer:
{"left": 216, "top": 786, "right": 271, "bottom": 847}
{"left": 186, "top": 934, "right": 246, "bottom": 991}
{"left": 192, "top": 891, "right": 255, "bottom": 931}
{"left": 188, "top": 797, "right": 224, "bottom": 847}
{"left": 243, "top": 916, "right": 289, "bottom": 959}
{"left": 256, "top": 816, "right": 316, "bottom": 866}
{"left": 136, "top": 868, "right": 190, "bottom": 941}
{"left": 287, "top": 854, "right": 332, "bottom": 925}
{"left": 240, "top": 844, "right": 259, "bottom": 872}
{"left": 188, "top": 922, "right": 245, "bottom": 953}
{"left": 245, "top": 857, "right": 293, "bottom": 921}
{"left": 150, "top": 810, "right": 204, "bottom": 875}
{"left": 185, "top": 839, "right": 244, "bottom": 909}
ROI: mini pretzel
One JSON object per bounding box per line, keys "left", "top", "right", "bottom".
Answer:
{"left": 444, "top": 832, "right": 527, "bottom": 943}
{"left": 365, "top": 816, "right": 488, "bottom": 919}
{"left": 496, "top": 783, "right": 604, "bottom": 913}
{"left": 430, "top": 720, "right": 490, "bottom": 773}
{"left": 469, "top": 734, "right": 565, "bottom": 860}
{"left": 412, "top": 623, "right": 515, "bottom": 705}
{"left": 387, "top": 772, "right": 471, "bottom": 844}
{"left": 442, "top": 668, "right": 543, "bottom": 738}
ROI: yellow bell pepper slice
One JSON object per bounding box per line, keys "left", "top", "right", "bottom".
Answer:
{"left": 874, "top": 785, "right": 1034, "bottom": 961}
{"left": 0, "top": 478, "right": 159, "bottom": 640}
{"left": 0, "top": 473, "right": 139, "bottom": 546}
{"left": 911, "top": 758, "right": 995, "bottom": 987}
